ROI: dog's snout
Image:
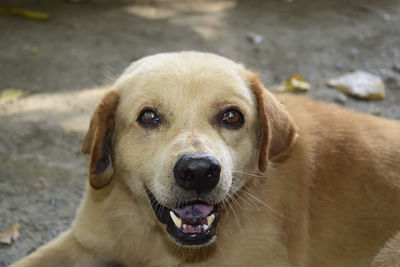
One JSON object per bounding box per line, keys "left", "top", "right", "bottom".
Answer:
{"left": 173, "top": 153, "right": 221, "bottom": 193}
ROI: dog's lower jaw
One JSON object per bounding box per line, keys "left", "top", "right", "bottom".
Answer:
{"left": 145, "top": 187, "right": 221, "bottom": 246}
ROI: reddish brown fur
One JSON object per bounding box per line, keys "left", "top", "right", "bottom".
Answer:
{"left": 249, "top": 72, "right": 298, "bottom": 171}
{"left": 82, "top": 90, "right": 119, "bottom": 189}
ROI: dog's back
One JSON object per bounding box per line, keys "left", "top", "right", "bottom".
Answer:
{"left": 277, "top": 94, "right": 400, "bottom": 266}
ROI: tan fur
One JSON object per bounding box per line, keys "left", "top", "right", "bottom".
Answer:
{"left": 10, "top": 52, "right": 400, "bottom": 267}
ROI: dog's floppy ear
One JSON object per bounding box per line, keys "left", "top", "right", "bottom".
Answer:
{"left": 82, "top": 90, "right": 120, "bottom": 189}
{"left": 248, "top": 72, "right": 298, "bottom": 172}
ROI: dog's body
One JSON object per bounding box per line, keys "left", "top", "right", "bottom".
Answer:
{"left": 10, "top": 52, "right": 400, "bottom": 267}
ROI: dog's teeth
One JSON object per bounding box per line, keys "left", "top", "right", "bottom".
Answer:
{"left": 207, "top": 214, "right": 215, "bottom": 226}
{"left": 169, "top": 211, "right": 182, "bottom": 228}
{"left": 202, "top": 224, "right": 208, "bottom": 231}
{"left": 183, "top": 224, "right": 187, "bottom": 230}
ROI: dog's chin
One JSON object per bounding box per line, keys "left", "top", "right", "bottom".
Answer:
{"left": 145, "top": 188, "right": 221, "bottom": 246}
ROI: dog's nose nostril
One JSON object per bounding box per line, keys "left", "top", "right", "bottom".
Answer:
{"left": 207, "top": 167, "right": 219, "bottom": 179}
{"left": 173, "top": 153, "right": 221, "bottom": 193}
{"left": 184, "top": 170, "right": 192, "bottom": 180}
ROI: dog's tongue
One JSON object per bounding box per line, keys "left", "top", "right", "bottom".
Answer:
{"left": 173, "top": 203, "right": 213, "bottom": 219}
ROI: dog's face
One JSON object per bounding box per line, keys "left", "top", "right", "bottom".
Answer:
{"left": 82, "top": 52, "right": 297, "bottom": 247}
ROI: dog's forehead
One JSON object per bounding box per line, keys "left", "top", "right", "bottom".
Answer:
{"left": 117, "top": 52, "right": 246, "bottom": 82}
{"left": 114, "top": 52, "right": 254, "bottom": 109}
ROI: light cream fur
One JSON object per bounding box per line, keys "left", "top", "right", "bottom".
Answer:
{"left": 373, "top": 232, "right": 400, "bottom": 267}
{"left": 10, "top": 52, "right": 400, "bottom": 267}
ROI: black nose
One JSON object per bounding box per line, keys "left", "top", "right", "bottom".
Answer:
{"left": 173, "top": 153, "right": 221, "bottom": 193}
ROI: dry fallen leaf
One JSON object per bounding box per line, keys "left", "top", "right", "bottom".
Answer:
{"left": 327, "top": 71, "right": 385, "bottom": 100}
{"left": 277, "top": 74, "right": 311, "bottom": 92}
{"left": 0, "top": 221, "right": 20, "bottom": 245}
{"left": 34, "top": 181, "right": 50, "bottom": 190}
{"left": 0, "top": 8, "right": 50, "bottom": 21}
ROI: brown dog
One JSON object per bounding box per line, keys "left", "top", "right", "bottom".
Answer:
{"left": 10, "top": 52, "right": 400, "bottom": 267}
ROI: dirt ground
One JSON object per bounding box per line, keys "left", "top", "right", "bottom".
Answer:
{"left": 0, "top": 0, "right": 399, "bottom": 265}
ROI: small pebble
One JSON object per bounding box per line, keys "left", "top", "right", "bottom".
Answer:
{"left": 383, "top": 13, "right": 391, "bottom": 21}
{"left": 246, "top": 32, "right": 263, "bottom": 44}
{"left": 49, "top": 198, "right": 58, "bottom": 208}
{"left": 50, "top": 229, "right": 58, "bottom": 237}
{"left": 350, "top": 47, "right": 359, "bottom": 55}
{"left": 335, "top": 62, "right": 344, "bottom": 70}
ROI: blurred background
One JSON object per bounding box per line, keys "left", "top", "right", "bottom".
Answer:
{"left": 0, "top": 0, "right": 399, "bottom": 265}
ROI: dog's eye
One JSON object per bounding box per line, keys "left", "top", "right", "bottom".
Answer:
{"left": 219, "top": 108, "right": 244, "bottom": 129}
{"left": 137, "top": 109, "right": 161, "bottom": 128}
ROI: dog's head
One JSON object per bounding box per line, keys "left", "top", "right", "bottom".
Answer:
{"left": 82, "top": 52, "right": 297, "bottom": 247}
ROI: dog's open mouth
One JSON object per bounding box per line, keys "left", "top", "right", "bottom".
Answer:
{"left": 146, "top": 188, "right": 221, "bottom": 246}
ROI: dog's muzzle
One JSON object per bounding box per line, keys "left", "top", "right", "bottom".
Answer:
{"left": 145, "top": 153, "right": 222, "bottom": 246}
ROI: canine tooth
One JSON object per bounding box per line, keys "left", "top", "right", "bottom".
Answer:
{"left": 203, "top": 224, "right": 209, "bottom": 231}
{"left": 207, "top": 214, "right": 215, "bottom": 226}
{"left": 183, "top": 224, "right": 187, "bottom": 230}
{"left": 169, "top": 211, "right": 182, "bottom": 228}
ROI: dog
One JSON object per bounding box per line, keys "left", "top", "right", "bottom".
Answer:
{"left": 10, "top": 52, "right": 400, "bottom": 267}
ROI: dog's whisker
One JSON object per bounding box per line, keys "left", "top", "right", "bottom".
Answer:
{"left": 146, "top": 182, "right": 170, "bottom": 219}
{"left": 226, "top": 192, "right": 257, "bottom": 235}
{"left": 228, "top": 180, "right": 286, "bottom": 219}
{"left": 232, "top": 170, "right": 264, "bottom": 178}
{"left": 232, "top": 169, "right": 261, "bottom": 174}
{"left": 220, "top": 200, "right": 235, "bottom": 237}
{"left": 238, "top": 169, "right": 263, "bottom": 174}
{"left": 240, "top": 190, "right": 287, "bottom": 219}
{"left": 223, "top": 194, "right": 243, "bottom": 232}
{"left": 232, "top": 189, "right": 262, "bottom": 212}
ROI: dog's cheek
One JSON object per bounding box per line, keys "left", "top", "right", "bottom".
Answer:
{"left": 228, "top": 133, "right": 259, "bottom": 189}
{"left": 117, "top": 129, "right": 177, "bottom": 197}
{"left": 223, "top": 128, "right": 258, "bottom": 166}
{"left": 206, "top": 128, "right": 257, "bottom": 194}
{"left": 113, "top": 132, "right": 153, "bottom": 190}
